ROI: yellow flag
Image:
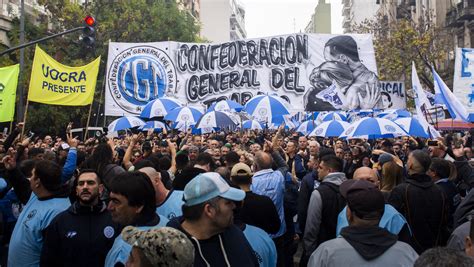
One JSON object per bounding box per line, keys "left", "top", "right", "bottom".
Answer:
{"left": 0, "top": 64, "right": 19, "bottom": 122}
{"left": 28, "top": 46, "right": 100, "bottom": 106}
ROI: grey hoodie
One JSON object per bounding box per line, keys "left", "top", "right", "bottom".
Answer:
{"left": 308, "top": 234, "right": 418, "bottom": 267}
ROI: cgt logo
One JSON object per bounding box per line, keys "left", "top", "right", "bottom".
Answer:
{"left": 0, "top": 83, "right": 4, "bottom": 92}
{"left": 108, "top": 46, "right": 177, "bottom": 114}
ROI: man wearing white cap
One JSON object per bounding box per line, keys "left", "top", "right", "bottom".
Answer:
{"left": 167, "top": 172, "right": 258, "bottom": 267}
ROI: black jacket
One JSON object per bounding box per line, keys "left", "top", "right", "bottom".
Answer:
{"left": 167, "top": 216, "right": 258, "bottom": 267}
{"left": 297, "top": 170, "right": 318, "bottom": 234}
{"left": 388, "top": 173, "right": 449, "bottom": 254}
{"left": 241, "top": 191, "right": 281, "bottom": 234}
{"left": 40, "top": 201, "right": 121, "bottom": 267}
{"left": 454, "top": 188, "right": 474, "bottom": 228}
{"left": 453, "top": 156, "right": 474, "bottom": 195}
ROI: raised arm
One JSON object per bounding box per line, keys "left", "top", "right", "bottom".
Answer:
{"left": 123, "top": 134, "right": 138, "bottom": 171}
{"left": 3, "top": 152, "right": 31, "bottom": 204}
{"left": 167, "top": 139, "right": 177, "bottom": 175}
{"left": 61, "top": 128, "right": 78, "bottom": 183}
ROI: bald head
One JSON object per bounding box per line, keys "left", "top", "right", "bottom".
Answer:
{"left": 137, "top": 166, "right": 166, "bottom": 205}
{"left": 138, "top": 166, "right": 160, "bottom": 180}
{"left": 353, "top": 167, "right": 379, "bottom": 186}
{"left": 255, "top": 152, "right": 273, "bottom": 171}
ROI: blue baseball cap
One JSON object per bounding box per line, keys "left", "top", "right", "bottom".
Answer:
{"left": 183, "top": 172, "right": 245, "bottom": 206}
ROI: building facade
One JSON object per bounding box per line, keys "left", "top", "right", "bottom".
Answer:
{"left": 342, "top": 0, "right": 380, "bottom": 33}
{"left": 0, "top": 0, "right": 46, "bottom": 48}
{"left": 446, "top": 0, "right": 474, "bottom": 48}
{"left": 177, "top": 0, "right": 200, "bottom": 20}
{"left": 305, "top": 0, "right": 331, "bottom": 33}
{"left": 379, "top": 0, "right": 451, "bottom": 27}
{"left": 199, "top": 0, "right": 246, "bottom": 42}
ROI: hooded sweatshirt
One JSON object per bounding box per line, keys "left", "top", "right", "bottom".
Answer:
{"left": 167, "top": 216, "right": 258, "bottom": 267}
{"left": 308, "top": 225, "right": 418, "bottom": 267}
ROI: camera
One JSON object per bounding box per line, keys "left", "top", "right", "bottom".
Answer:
{"left": 427, "top": 140, "right": 438, "bottom": 147}
{"left": 160, "top": 139, "right": 168, "bottom": 147}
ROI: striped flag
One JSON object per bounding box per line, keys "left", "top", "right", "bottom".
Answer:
{"left": 432, "top": 67, "right": 469, "bottom": 122}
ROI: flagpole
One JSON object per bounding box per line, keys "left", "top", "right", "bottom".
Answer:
{"left": 84, "top": 103, "right": 93, "bottom": 140}
{"left": 21, "top": 99, "right": 29, "bottom": 139}
{"left": 9, "top": 121, "right": 13, "bottom": 135}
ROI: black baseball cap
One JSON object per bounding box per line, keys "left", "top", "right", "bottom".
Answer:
{"left": 340, "top": 179, "right": 385, "bottom": 220}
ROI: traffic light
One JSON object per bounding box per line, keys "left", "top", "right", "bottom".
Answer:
{"left": 82, "top": 16, "right": 96, "bottom": 47}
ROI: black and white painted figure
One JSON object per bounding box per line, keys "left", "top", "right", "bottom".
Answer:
{"left": 306, "top": 35, "right": 380, "bottom": 111}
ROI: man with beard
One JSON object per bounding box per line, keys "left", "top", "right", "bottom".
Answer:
{"left": 41, "top": 170, "right": 120, "bottom": 267}
{"left": 167, "top": 172, "right": 258, "bottom": 267}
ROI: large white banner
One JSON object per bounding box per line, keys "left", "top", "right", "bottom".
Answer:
{"left": 104, "top": 34, "right": 379, "bottom": 116}
{"left": 453, "top": 48, "right": 474, "bottom": 121}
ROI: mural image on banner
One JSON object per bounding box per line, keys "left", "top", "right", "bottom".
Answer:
{"left": 104, "top": 34, "right": 379, "bottom": 116}
{"left": 453, "top": 48, "right": 474, "bottom": 121}
{"left": 378, "top": 81, "right": 406, "bottom": 109}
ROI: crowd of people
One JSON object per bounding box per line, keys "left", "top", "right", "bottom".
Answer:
{"left": 1, "top": 121, "right": 474, "bottom": 267}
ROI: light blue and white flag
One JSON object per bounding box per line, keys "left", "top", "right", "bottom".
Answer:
{"left": 411, "top": 62, "right": 433, "bottom": 130}
{"left": 315, "top": 83, "right": 344, "bottom": 109}
{"left": 424, "top": 90, "right": 436, "bottom": 106}
{"left": 433, "top": 67, "right": 469, "bottom": 122}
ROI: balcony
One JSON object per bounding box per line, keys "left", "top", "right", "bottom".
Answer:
{"left": 396, "top": 4, "right": 411, "bottom": 20}
{"left": 342, "top": 3, "right": 351, "bottom": 16}
{"left": 342, "top": 15, "right": 352, "bottom": 30}
{"left": 458, "top": 1, "right": 474, "bottom": 20}
{"left": 446, "top": 8, "right": 464, "bottom": 27}
{"left": 446, "top": 0, "right": 474, "bottom": 28}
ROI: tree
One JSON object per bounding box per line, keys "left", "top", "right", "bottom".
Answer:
{"left": 351, "top": 10, "right": 454, "bottom": 107}
{"left": 0, "top": 0, "right": 200, "bottom": 135}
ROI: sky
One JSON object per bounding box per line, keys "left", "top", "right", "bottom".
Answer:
{"left": 239, "top": 0, "right": 343, "bottom": 38}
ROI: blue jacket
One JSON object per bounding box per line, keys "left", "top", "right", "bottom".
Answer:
{"left": 61, "top": 148, "right": 77, "bottom": 183}
{"left": 8, "top": 193, "right": 70, "bottom": 267}
{"left": 293, "top": 154, "right": 307, "bottom": 180}
{"left": 336, "top": 204, "right": 410, "bottom": 236}
{"left": 251, "top": 169, "right": 286, "bottom": 238}
{"left": 104, "top": 214, "right": 168, "bottom": 267}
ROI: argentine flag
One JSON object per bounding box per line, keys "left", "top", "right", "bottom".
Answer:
{"left": 432, "top": 67, "right": 469, "bottom": 122}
